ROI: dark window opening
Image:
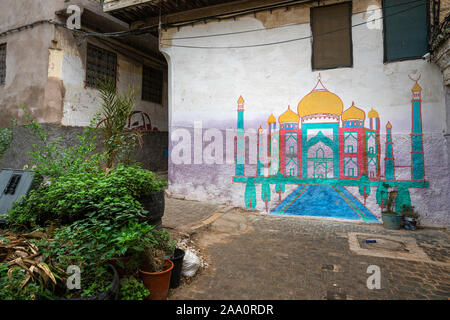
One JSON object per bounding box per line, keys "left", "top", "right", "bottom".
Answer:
{"left": 0, "top": 43, "right": 6, "bottom": 85}
{"left": 4, "top": 174, "right": 21, "bottom": 195}
{"left": 86, "top": 43, "right": 117, "bottom": 88}
{"left": 311, "top": 2, "right": 353, "bottom": 70}
{"left": 383, "top": 0, "right": 429, "bottom": 62}
{"left": 142, "top": 66, "right": 163, "bottom": 104}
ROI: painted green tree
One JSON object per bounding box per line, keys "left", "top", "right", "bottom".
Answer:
{"left": 261, "top": 181, "right": 271, "bottom": 212}
{"left": 395, "top": 186, "right": 411, "bottom": 213}
{"left": 275, "top": 173, "right": 285, "bottom": 202}
{"left": 244, "top": 182, "right": 256, "bottom": 210}
{"left": 376, "top": 182, "right": 389, "bottom": 210}
{"left": 358, "top": 174, "right": 371, "bottom": 204}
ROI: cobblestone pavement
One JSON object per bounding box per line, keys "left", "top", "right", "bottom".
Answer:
{"left": 162, "top": 196, "right": 220, "bottom": 230}
{"left": 165, "top": 205, "right": 450, "bottom": 300}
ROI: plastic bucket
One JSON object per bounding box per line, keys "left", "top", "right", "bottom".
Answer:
{"left": 169, "top": 248, "right": 185, "bottom": 289}
{"left": 382, "top": 213, "right": 403, "bottom": 230}
{"left": 404, "top": 217, "right": 417, "bottom": 231}
{"left": 139, "top": 259, "right": 173, "bottom": 300}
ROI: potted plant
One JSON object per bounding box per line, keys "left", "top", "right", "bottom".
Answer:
{"left": 135, "top": 230, "right": 176, "bottom": 300}
{"left": 119, "top": 276, "right": 150, "bottom": 300}
{"left": 381, "top": 190, "right": 403, "bottom": 230}
{"left": 401, "top": 205, "right": 419, "bottom": 231}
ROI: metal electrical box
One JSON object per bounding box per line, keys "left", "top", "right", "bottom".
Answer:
{"left": 0, "top": 169, "right": 35, "bottom": 219}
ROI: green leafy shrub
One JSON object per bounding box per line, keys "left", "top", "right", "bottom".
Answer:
{"left": 401, "top": 205, "right": 419, "bottom": 219}
{"left": 35, "top": 218, "right": 156, "bottom": 299}
{"left": 0, "top": 264, "right": 40, "bottom": 300}
{"left": 22, "top": 110, "right": 105, "bottom": 179}
{"left": 7, "top": 163, "right": 167, "bottom": 229}
{"left": 119, "top": 276, "right": 149, "bottom": 300}
{"left": 0, "top": 126, "right": 13, "bottom": 162}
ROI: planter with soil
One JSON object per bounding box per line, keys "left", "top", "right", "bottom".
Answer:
{"left": 138, "top": 190, "right": 165, "bottom": 229}
{"left": 109, "top": 256, "right": 132, "bottom": 278}
{"left": 382, "top": 212, "right": 403, "bottom": 230}
{"left": 139, "top": 259, "right": 173, "bottom": 300}
{"left": 38, "top": 264, "right": 120, "bottom": 300}
{"left": 168, "top": 248, "right": 185, "bottom": 289}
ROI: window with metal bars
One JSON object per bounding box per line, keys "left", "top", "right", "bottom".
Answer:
{"left": 0, "top": 43, "right": 6, "bottom": 85}
{"left": 85, "top": 43, "right": 117, "bottom": 88}
{"left": 142, "top": 66, "right": 163, "bottom": 104}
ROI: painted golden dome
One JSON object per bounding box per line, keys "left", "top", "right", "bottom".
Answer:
{"left": 386, "top": 121, "right": 392, "bottom": 129}
{"left": 268, "top": 114, "right": 276, "bottom": 124}
{"left": 368, "top": 108, "right": 379, "bottom": 119}
{"left": 237, "top": 96, "right": 244, "bottom": 104}
{"left": 342, "top": 102, "right": 366, "bottom": 121}
{"left": 278, "top": 106, "right": 300, "bottom": 123}
{"left": 297, "top": 77, "right": 343, "bottom": 117}
{"left": 412, "top": 82, "right": 422, "bottom": 92}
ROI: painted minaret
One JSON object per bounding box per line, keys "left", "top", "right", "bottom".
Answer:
{"left": 257, "top": 126, "right": 264, "bottom": 177}
{"left": 268, "top": 114, "right": 279, "bottom": 176}
{"left": 368, "top": 108, "right": 381, "bottom": 179}
{"left": 410, "top": 79, "right": 425, "bottom": 180}
{"left": 236, "top": 96, "right": 245, "bottom": 176}
{"left": 385, "top": 121, "right": 395, "bottom": 181}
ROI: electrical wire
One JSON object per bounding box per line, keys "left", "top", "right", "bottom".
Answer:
{"left": 159, "top": 2, "right": 427, "bottom": 49}
{"left": 163, "top": 0, "right": 426, "bottom": 41}
{"left": 0, "top": 0, "right": 434, "bottom": 42}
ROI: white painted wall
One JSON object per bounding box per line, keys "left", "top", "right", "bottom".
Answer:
{"left": 161, "top": 1, "right": 449, "bottom": 226}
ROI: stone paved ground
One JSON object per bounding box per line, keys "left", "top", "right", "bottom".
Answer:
{"left": 163, "top": 198, "right": 450, "bottom": 300}
{"left": 162, "top": 196, "right": 220, "bottom": 230}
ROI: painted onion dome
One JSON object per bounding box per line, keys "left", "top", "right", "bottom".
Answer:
{"left": 368, "top": 108, "right": 379, "bottom": 119}
{"left": 386, "top": 121, "right": 392, "bottom": 129}
{"left": 297, "top": 75, "right": 344, "bottom": 117}
{"left": 412, "top": 82, "right": 422, "bottom": 92}
{"left": 278, "top": 105, "right": 300, "bottom": 123}
{"left": 237, "top": 96, "right": 244, "bottom": 104}
{"left": 341, "top": 102, "right": 366, "bottom": 121}
{"left": 268, "top": 113, "right": 276, "bottom": 124}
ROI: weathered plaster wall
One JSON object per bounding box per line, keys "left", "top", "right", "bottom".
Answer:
{"left": 53, "top": 27, "right": 168, "bottom": 131}
{"left": 0, "top": 124, "right": 168, "bottom": 171}
{"left": 0, "top": 0, "right": 168, "bottom": 132}
{"left": 0, "top": 0, "right": 108, "bottom": 127}
{"left": 161, "top": 0, "right": 449, "bottom": 227}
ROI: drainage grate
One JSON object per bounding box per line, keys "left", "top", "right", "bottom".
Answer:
{"left": 358, "top": 235, "right": 409, "bottom": 253}
{"left": 348, "top": 233, "right": 436, "bottom": 265}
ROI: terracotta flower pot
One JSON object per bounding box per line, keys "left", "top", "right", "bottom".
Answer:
{"left": 139, "top": 259, "right": 173, "bottom": 300}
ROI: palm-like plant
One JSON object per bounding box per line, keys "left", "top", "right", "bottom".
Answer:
{"left": 96, "top": 78, "right": 142, "bottom": 169}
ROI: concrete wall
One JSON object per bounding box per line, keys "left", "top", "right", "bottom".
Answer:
{"left": 161, "top": 0, "right": 450, "bottom": 227}
{"left": 0, "top": 124, "right": 168, "bottom": 172}
{"left": 0, "top": 0, "right": 169, "bottom": 170}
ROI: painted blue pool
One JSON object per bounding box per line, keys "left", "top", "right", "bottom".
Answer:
{"left": 271, "top": 185, "right": 379, "bottom": 222}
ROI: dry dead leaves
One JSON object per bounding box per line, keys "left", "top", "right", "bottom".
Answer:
{"left": 0, "top": 233, "right": 62, "bottom": 289}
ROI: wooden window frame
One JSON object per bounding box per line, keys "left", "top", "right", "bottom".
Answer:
{"left": 382, "top": 0, "right": 430, "bottom": 63}
{"left": 310, "top": 1, "right": 353, "bottom": 71}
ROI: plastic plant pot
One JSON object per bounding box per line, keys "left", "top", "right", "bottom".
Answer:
{"left": 169, "top": 248, "right": 185, "bottom": 289}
